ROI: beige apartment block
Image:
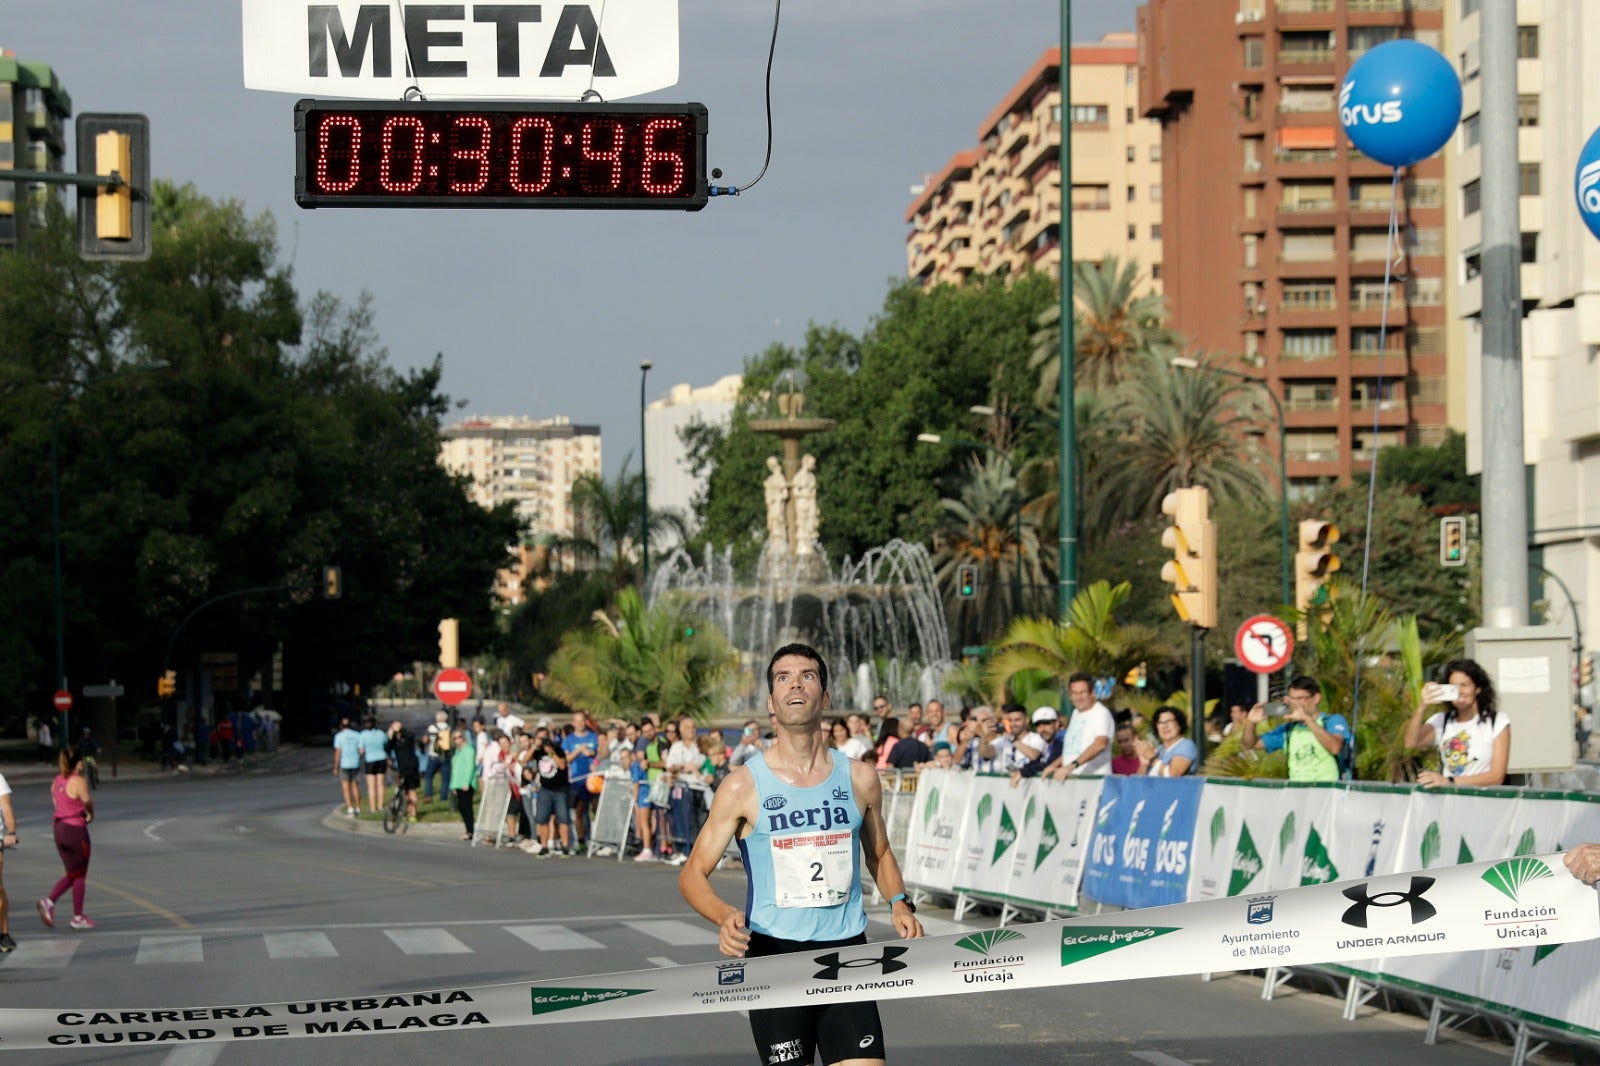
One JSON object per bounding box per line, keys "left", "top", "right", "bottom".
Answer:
{"left": 439, "top": 414, "right": 602, "bottom": 542}
{"left": 906, "top": 34, "right": 1164, "bottom": 291}
{"left": 1450, "top": 1, "right": 1600, "bottom": 657}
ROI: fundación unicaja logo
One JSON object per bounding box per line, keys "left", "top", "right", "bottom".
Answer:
{"left": 922, "top": 787, "right": 941, "bottom": 829}
{"left": 1208, "top": 807, "right": 1227, "bottom": 856}
{"left": 956, "top": 928, "right": 1025, "bottom": 957}
{"left": 1481, "top": 857, "right": 1555, "bottom": 904}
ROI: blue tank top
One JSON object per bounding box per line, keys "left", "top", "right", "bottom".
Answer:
{"left": 740, "top": 749, "right": 866, "bottom": 942}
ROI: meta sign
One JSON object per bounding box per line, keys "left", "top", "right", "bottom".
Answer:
{"left": 295, "top": 100, "right": 708, "bottom": 209}
{"left": 242, "top": 1, "right": 680, "bottom": 101}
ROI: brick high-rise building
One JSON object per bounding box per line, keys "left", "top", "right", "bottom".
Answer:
{"left": 906, "top": 34, "right": 1164, "bottom": 291}
{"left": 1140, "top": 0, "right": 1450, "bottom": 494}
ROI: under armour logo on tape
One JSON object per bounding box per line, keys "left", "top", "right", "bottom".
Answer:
{"left": 1340, "top": 875, "right": 1437, "bottom": 928}
{"left": 812, "top": 946, "right": 908, "bottom": 981}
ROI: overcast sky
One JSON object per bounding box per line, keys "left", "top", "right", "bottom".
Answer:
{"left": 9, "top": 1, "right": 1139, "bottom": 475}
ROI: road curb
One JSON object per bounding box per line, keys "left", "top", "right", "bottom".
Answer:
{"left": 320, "top": 807, "right": 466, "bottom": 839}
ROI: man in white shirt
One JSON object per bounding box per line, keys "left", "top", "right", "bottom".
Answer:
{"left": 0, "top": 770, "right": 15, "bottom": 950}
{"left": 494, "top": 702, "right": 525, "bottom": 738}
{"left": 841, "top": 713, "right": 875, "bottom": 761}
{"left": 1046, "top": 673, "right": 1115, "bottom": 779}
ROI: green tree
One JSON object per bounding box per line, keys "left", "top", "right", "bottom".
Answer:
{"left": 985, "top": 581, "right": 1169, "bottom": 705}
{"left": 568, "top": 456, "right": 689, "bottom": 587}
{"left": 542, "top": 587, "right": 738, "bottom": 723}
{"left": 1371, "top": 429, "right": 1479, "bottom": 513}
{"left": 1029, "top": 256, "right": 1179, "bottom": 400}
{"left": 931, "top": 453, "right": 1045, "bottom": 647}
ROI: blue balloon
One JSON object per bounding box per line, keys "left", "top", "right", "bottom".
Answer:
{"left": 1576, "top": 127, "right": 1600, "bottom": 241}
{"left": 1339, "top": 40, "right": 1462, "bottom": 168}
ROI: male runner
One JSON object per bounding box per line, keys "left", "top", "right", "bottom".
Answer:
{"left": 680, "top": 642, "right": 923, "bottom": 1066}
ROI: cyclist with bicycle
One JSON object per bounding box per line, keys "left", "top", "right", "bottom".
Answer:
{"left": 386, "top": 721, "right": 421, "bottom": 823}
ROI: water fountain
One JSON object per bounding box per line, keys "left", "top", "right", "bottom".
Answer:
{"left": 647, "top": 371, "right": 957, "bottom": 713}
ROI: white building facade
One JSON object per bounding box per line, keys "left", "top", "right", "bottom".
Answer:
{"left": 644, "top": 374, "right": 742, "bottom": 527}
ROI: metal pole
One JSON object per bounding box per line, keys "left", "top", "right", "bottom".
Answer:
{"left": 1478, "top": 0, "right": 1528, "bottom": 627}
{"left": 1057, "top": 0, "right": 1077, "bottom": 619}
{"left": 50, "top": 391, "right": 74, "bottom": 750}
{"left": 1014, "top": 493, "right": 1022, "bottom": 620}
{"left": 1190, "top": 626, "right": 1207, "bottom": 768}
{"left": 639, "top": 361, "right": 652, "bottom": 593}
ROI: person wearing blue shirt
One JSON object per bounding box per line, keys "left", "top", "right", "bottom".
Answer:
{"left": 331, "top": 719, "right": 364, "bottom": 816}
{"left": 562, "top": 712, "right": 602, "bottom": 849}
{"left": 1134, "top": 706, "right": 1199, "bottom": 776}
{"left": 1239, "top": 675, "right": 1352, "bottom": 782}
{"left": 358, "top": 716, "right": 390, "bottom": 816}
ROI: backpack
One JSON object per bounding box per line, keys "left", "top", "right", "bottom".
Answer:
{"left": 1319, "top": 714, "right": 1354, "bottom": 780}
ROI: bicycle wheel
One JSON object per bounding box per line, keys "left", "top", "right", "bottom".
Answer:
{"left": 382, "top": 797, "right": 401, "bottom": 834}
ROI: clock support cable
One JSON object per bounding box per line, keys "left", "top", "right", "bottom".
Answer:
{"left": 708, "top": 0, "right": 782, "bottom": 198}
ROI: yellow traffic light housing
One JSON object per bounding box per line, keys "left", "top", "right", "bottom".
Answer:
{"left": 1439, "top": 516, "right": 1466, "bottom": 567}
{"left": 438, "top": 618, "right": 460, "bottom": 668}
{"left": 1295, "top": 519, "right": 1341, "bottom": 631}
{"left": 957, "top": 564, "right": 977, "bottom": 599}
{"left": 157, "top": 670, "right": 177, "bottom": 698}
{"left": 95, "top": 131, "right": 132, "bottom": 240}
{"left": 1160, "top": 486, "right": 1218, "bottom": 630}
{"left": 321, "top": 564, "right": 343, "bottom": 600}
{"left": 76, "top": 113, "right": 150, "bottom": 261}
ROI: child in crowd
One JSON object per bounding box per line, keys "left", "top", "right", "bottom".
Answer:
{"left": 630, "top": 748, "right": 655, "bottom": 862}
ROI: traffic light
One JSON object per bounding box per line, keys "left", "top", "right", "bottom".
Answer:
{"left": 76, "top": 113, "right": 150, "bottom": 261}
{"left": 321, "top": 564, "right": 343, "bottom": 599}
{"left": 1159, "top": 487, "right": 1218, "bottom": 630}
{"left": 1123, "top": 662, "right": 1148, "bottom": 689}
{"left": 1295, "top": 519, "right": 1341, "bottom": 629}
{"left": 438, "top": 618, "right": 460, "bottom": 668}
{"left": 957, "top": 564, "right": 977, "bottom": 599}
{"left": 157, "top": 670, "right": 176, "bottom": 698}
{"left": 1439, "top": 516, "right": 1466, "bottom": 567}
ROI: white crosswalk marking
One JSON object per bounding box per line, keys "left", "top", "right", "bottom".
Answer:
{"left": 0, "top": 939, "right": 80, "bottom": 968}
{"left": 136, "top": 935, "right": 204, "bottom": 964}
{"left": 624, "top": 919, "right": 719, "bottom": 946}
{"left": 385, "top": 928, "right": 471, "bottom": 955}
{"left": 505, "top": 924, "right": 605, "bottom": 951}
{"left": 263, "top": 931, "right": 338, "bottom": 959}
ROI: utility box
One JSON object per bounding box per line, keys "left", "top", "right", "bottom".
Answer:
{"left": 1465, "top": 626, "right": 1575, "bottom": 773}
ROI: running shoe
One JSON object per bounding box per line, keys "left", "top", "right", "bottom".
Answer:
{"left": 36, "top": 898, "right": 54, "bottom": 928}
{"left": 0, "top": 932, "right": 16, "bottom": 952}
{"left": 69, "top": 915, "right": 96, "bottom": 931}
{"left": 668, "top": 853, "right": 689, "bottom": 866}
{"left": 633, "top": 849, "right": 655, "bottom": 862}
{"left": 521, "top": 840, "right": 543, "bottom": 855}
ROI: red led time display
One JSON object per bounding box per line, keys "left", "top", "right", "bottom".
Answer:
{"left": 294, "top": 100, "right": 708, "bottom": 210}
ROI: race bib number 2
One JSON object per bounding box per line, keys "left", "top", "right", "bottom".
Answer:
{"left": 770, "top": 830, "right": 854, "bottom": 908}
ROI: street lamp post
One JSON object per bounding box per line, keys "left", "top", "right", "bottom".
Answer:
{"left": 639, "top": 361, "right": 652, "bottom": 592}
{"left": 917, "top": 432, "right": 1023, "bottom": 619}
{"left": 1171, "top": 357, "right": 1291, "bottom": 609}
{"left": 1058, "top": 0, "right": 1077, "bottom": 620}
{"left": 50, "top": 362, "right": 166, "bottom": 749}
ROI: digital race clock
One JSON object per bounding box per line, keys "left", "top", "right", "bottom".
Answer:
{"left": 294, "top": 100, "right": 708, "bottom": 210}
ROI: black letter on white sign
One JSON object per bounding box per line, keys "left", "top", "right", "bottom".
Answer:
{"left": 474, "top": 6, "right": 543, "bottom": 77}
{"left": 308, "top": 6, "right": 392, "bottom": 77}
{"left": 540, "top": 5, "right": 616, "bottom": 78}
{"left": 405, "top": 5, "right": 469, "bottom": 77}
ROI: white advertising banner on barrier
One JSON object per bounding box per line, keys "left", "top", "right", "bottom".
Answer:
{"left": 1, "top": 854, "right": 1591, "bottom": 1050}
{"left": 241, "top": 0, "right": 680, "bottom": 101}
{"left": 903, "top": 770, "right": 973, "bottom": 895}
{"left": 1008, "top": 776, "right": 1103, "bottom": 911}
{"left": 1187, "top": 779, "right": 1258, "bottom": 900}
{"left": 953, "top": 775, "right": 1016, "bottom": 899}
{"left": 1266, "top": 784, "right": 1338, "bottom": 887}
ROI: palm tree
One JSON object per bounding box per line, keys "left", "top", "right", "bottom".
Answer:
{"left": 542, "top": 587, "right": 738, "bottom": 724}
{"left": 1017, "top": 389, "right": 1127, "bottom": 563}
{"left": 1104, "top": 351, "right": 1271, "bottom": 521}
{"left": 985, "top": 580, "right": 1169, "bottom": 705}
{"left": 932, "top": 452, "right": 1045, "bottom": 645}
{"left": 567, "top": 454, "right": 690, "bottom": 586}
{"left": 1029, "top": 256, "right": 1179, "bottom": 402}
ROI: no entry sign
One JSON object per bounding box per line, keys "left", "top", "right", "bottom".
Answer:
{"left": 434, "top": 668, "right": 472, "bottom": 706}
{"left": 52, "top": 690, "right": 73, "bottom": 713}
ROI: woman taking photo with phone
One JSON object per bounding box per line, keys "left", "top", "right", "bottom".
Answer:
{"left": 1403, "top": 658, "right": 1510, "bottom": 788}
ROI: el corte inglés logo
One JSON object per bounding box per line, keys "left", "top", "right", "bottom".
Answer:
{"left": 529, "top": 987, "right": 651, "bottom": 1015}
{"left": 1060, "top": 926, "right": 1178, "bottom": 965}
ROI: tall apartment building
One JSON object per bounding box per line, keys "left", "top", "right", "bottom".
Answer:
{"left": 644, "top": 373, "right": 742, "bottom": 526}
{"left": 439, "top": 415, "right": 601, "bottom": 541}
{"left": 0, "top": 51, "right": 71, "bottom": 248}
{"left": 1140, "top": 0, "right": 1450, "bottom": 494}
{"left": 906, "top": 34, "right": 1164, "bottom": 290}
{"left": 1450, "top": 4, "right": 1598, "bottom": 643}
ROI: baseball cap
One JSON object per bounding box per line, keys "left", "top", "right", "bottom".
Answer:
{"left": 1031, "top": 707, "right": 1059, "bottom": 724}
{"left": 932, "top": 740, "right": 953, "bottom": 754}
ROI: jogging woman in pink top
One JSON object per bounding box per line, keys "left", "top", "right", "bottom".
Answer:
{"left": 38, "top": 746, "right": 95, "bottom": 931}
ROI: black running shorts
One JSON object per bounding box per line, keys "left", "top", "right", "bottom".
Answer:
{"left": 744, "top": 930, "right": 885, "bottom": 1065}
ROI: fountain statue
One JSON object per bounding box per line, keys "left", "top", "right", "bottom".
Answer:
{"left": 649, "top": 370, "right": 956, "bottom": 713}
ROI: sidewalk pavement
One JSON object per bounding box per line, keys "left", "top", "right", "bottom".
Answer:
{"left": 0, "top": 743, "right": 305, "bottom": 786}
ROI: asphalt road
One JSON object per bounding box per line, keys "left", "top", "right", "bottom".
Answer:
{"left": 0, "top": 749, "right": 1537, "bottom": 1065}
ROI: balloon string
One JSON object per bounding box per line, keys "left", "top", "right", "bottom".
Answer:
{"left": 1347, "top": 165, "right": 1402, "bottom": 766}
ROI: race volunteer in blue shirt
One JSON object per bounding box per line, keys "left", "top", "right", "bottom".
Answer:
{"left": 1239, "top": 675, "right": 1352, "bottom": 782}
{"left": 331, "top": 719, "right": 364, "bottom": 816}
{"left": 680, "top": 643, "right": 923, "bottom": 1066}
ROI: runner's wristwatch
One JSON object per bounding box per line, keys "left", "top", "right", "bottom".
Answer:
{"left": 889, "top": 893, "right": 916, "bottom": 914}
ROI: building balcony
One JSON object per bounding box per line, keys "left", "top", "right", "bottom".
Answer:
{"left": 1277, "top": 201, "right": 1338, "bottom": 225}
{"left": 1347, "top": 0, "right": 1407, "bottom": 13}
{"left": 1280, "top": 289, "right": 1337, "bottom": 313}
{"left": 1276, "top": 0, "right": 1334, "bottom": 11}
{"left": 1016, "top": 123, "right": 1062, "bottom": 178}
{"left": 1277, "top": 257, "right": 1339, "bottom": 278}
{"left": 948, "top": 246, "right": 980, "bottom": 272}
{"left": 1286, "top": 448, "right": 1342, "bottom": 465}
{"left": 1277, "top": 350, "right": 1338, "bottom": 365}
{"left": 935, "top": 223, "right": 974, "bottom": 253}
{"left": 999, "top": 192, "right": 1035, "bottom": 232}
{"left": 1279, "top": 95, "right": 1337, "bottom": 115}
{"left": 1286, "top": 397, "right": 1341, "bottom": 413}
{"left": 1278, "top": 48, "right": 1336, "bottom": 69}
{"left": 1349, "top": 399, "right": 1409, "bottom": 425}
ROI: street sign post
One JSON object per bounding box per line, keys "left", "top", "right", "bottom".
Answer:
{"left": 1234, "top": 615, "right": 1294, "bottom": 675}
{"left": 434, "top": 667, "right": 473, "bottom": 707}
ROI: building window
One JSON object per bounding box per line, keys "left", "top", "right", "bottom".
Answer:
{"left": 1071, "top": 184, "right": 1111, "bottom": 211}
{"left": 1349, "top": 26, "right": 1399, "bottom": 56}
{"left": 1150, "top": 143, "right": 1162, "bottom": 162}
{"left": 1150, "top": 184, "right": 1162, "bottom": 202}
{"left": 1244, "top": 38, "right": 1264, "bottom": 69}
{"left": 1126, "top": 107, "right": 1135, "bottom": 123}
{"left": 1461, "top": 113, "right": 1480, "bottom": 150}
{"left": 1128, "top": 223, "right": 1138, "bottom": 240}
{"left": 1242, "top": 87, "right": 1262, "bottom": 121}
{"left": 1521, "top": 162, "right": 1541, "bottom": 197}
{"left": 1350, "top": 229, "right": 1391, "bottom": 262}
{"left": 1463, "top": 247, "right": 1482, "bottom": 281}
{"left": 1071, "top": 104, "right": 1109, "bottom": 126}
{"left": 1151, "top": 223, "right": 1162, "bottom": 241}
{"left": 1244, "top": 233, "right": 1259, "bottom": 268}
{"left": 1518, "top": 26, "right": 1539, "bottom": 59}
{"left": 1408, "top": 228, "right": 1443, "bottom": 258}
{"left": 1282, "top": 330, "right": 1336, "bottom": 359}
{"left": 1243, "top": 187, "right": 1258, "bottom": 218}
{"left": 1462, "top": 179, "right": 1481, "bottom": 217}
{"left": 1127, "top": 185, "right": 1136, "bottom": 202}
{"left": 1127, "top": 145, "right": 1136, "bottom": 162}
{"left": 1281, "top": 230, "right": 1334, "bottom": 262}
{"left": 1518, "top": 95, "right": 1540, "bottom": 127}
{"left": 1151, "top": 263, "right": 1162, "bottom": 280}
{"left": 1522, "top": 232, "right": 1539, "bottom": 264}
{"left": 1406, "top": 178, "right": 1444, "bottom": 209}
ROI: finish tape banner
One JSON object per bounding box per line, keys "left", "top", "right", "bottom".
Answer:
{"left": 4, "top": 854, "right": 1595, "bottom": 1050}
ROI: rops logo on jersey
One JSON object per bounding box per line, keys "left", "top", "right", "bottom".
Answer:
{"left": 761, "top": 796, "right": 787, "bottom": 812}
